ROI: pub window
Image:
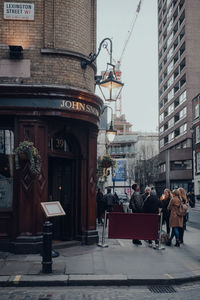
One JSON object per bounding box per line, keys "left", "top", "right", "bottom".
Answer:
{"left": 196, "top": 152, "right": 200, "bottom": 173}
{"left": 195, "top": 125, "right": 200, "bottom": 144}
{"left": 194, "top": 99, "right": 199, "bottom": 119}
{"left": 0, "top": 130, "right": 14, "bottom": 209}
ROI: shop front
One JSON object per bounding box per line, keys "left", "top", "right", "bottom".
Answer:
{"left": 0, "top": 85, "right": 103, "bottom": 253}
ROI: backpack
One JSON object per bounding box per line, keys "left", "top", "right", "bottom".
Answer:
{"left": 177, "top": 203, "right": 188, "bottom": 217}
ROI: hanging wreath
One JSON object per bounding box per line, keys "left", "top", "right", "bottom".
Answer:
{"left": 101, "top": 154, "right": 116, "bottom": 169}
{"left": 15, "top": 141, "right": 41, "bottom": 176}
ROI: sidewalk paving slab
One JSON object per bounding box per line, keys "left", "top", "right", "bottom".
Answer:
{"left": 0, "top": 225, "right": 200, "bottom": 287}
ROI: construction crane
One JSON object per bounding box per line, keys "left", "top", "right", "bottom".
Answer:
{"left": 104, "top": 0, "right": 143, "bottom": 117}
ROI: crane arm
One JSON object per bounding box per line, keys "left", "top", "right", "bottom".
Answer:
{"left": 119, "top": 0, "right": 143, "bottom": 65}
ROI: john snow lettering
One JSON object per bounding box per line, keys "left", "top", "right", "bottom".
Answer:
{"left": 61, "top": 100, "right": 99, "bottom": 117}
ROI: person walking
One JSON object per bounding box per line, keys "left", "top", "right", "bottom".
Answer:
{"left": 103, "top": 188, "right": 115, "bottom": 213}
{"left": 187, "top": 191, "right": 195, "bottom": 208}
{"left": 103, "top": 188, "right": 115, "bottom": 227}
{"left": 129, "top": 183, "right": 143, "bottom": 245}
{"left": 142, "top": 186, "right": 151, "bottom": 203}
{"left": 167, "top": 189, "right": 184, "bottom": 247}
{"left": 161, "top": 189, "right": 172, "bottom": 237}
{"left": 143, "top": 189, "right": 162, "bottom": 247}
{"left": 96, "top": 188, "right": 104, "bottom": 225}
{"left": 178, "top": 187, "right": 189, "bottom": 244}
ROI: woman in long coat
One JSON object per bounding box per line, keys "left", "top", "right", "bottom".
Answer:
{"left": 167, "top": 189, "right": 183, "bottom": 247}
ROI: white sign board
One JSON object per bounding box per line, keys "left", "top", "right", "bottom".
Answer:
{"left": 4, "top": 2, "right": 34, "bottom": 20}
{"left": 41, "top": 201, "right": 66, "bottom": 218}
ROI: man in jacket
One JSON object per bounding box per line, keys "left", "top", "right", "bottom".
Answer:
{"left": 143, "top": 191, "right": 162, "bottom": 214}
{"left": 129, "top": 183, "right": 143, "bottom": 245}
{"left": 96, "top": 188, "right": 104, "bottom": 225}
{"left": 103, "top": 188, "right": 115, "bottom": 212}
{"left": 142, "top": 186, "right": 151, "bottom": 203}
{"left": 143, "top": 191, "right": 162, "bottom": 247}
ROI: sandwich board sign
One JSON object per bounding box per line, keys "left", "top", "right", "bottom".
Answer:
{"left": 41, "top": 201, "right": 66, "bottom": 218}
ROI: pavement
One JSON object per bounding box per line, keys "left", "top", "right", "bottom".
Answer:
{"left": 192, "top": 201, "right": 200, "bottom": 212}
{"left": 0, "top": 217, "right": 200, "bottom": 287}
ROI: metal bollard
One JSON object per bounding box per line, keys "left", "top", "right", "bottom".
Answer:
{"left": 42, "top": 220, "right": 53, "bottom": 273}
{"left": 98, "top": 211, "right": 108, "bottom": 248}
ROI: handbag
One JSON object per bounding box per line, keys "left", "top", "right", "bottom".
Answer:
{"left": 177, "top": 203, "right": 188, "bottom": 217}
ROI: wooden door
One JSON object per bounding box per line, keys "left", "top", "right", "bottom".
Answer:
{"left": 48, "top": 158, "right": 74, "bottom": 240}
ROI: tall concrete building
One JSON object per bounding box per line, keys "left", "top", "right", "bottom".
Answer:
{"left": 157, "top": 0, "right": 200, "bottom": 193}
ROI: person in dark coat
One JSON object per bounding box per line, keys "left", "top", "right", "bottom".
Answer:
{"left": 129, "top": 183, "right": 143, "bottom": 245}
{"left": 187, "top": 191, "right": 195, "bottom": 208}
{"left": 142, "top": 186, "right": 151, "bottom": 203}
{"left": 143, "top": 191, "right": 162, "bottom": 247}
{"left": 160, "top": 189, "right": 172, "bottom": 237}
{"left": 143, "top": 192, "right": 162, "bottom": 214}
{"left": 96, "top": 188, "right": 104, "bottom": 225}
{"left": 114, "top": 192, "right": 119, "bottom": 204}
{"left": 103, "top": 188, "right": 115, "bottom": 212}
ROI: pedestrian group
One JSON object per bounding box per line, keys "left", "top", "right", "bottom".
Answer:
{"left": 96, "top": 184, "right": 193, "bottom": 248}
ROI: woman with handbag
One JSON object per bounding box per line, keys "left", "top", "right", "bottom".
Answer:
{"left": 166, "top": 189, "right": 184, "bottom": 247}
{"left": 178, "top": 187, "right": 189, "bottom": 244}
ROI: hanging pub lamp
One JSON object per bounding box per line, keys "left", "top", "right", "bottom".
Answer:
{"left": 81, "top": 37, "right": 124, "bottom": 102}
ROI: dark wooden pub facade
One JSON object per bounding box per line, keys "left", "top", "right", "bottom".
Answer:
{"left": 0, "top": 0, "right": 102, "bottom": 253}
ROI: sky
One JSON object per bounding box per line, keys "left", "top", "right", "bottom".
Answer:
{"left": 97, "top": 0, "right": 158, "bottom": 132}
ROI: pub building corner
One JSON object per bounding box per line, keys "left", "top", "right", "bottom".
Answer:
{"left": 0, "top": 0, "right": 103, "bottom": 253}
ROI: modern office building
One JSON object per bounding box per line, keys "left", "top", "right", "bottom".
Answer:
{"left": 192, "top": 94, "right": 200, "bottom": 198}
{"left": 0, "top": 0, "right": 102, "bottom": 253}
{"left": 157, "top": 0, "right": 200, "bottom": 193}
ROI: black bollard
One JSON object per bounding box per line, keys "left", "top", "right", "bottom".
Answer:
{"left": 42, "top": 220, "right": 53, "bottom": 273}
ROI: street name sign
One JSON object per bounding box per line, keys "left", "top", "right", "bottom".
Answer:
{"left": 4, "top": 2, "right": 35, "bottom": 20}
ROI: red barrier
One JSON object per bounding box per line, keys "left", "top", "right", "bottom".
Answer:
{"left": 108, "top": 213, "right": 159, "bottom": 240}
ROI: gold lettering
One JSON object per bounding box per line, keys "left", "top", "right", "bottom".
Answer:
{"left": 79, "top": 103, "right": 86, "bottom": 111}
{"left": 86, "top": 104, "right": 91, "bottom": 113}
{"left": 61, "top": 100, "right": 99, "bottom": 116}
{"left": 72, "top": 101, "right": 79, "bottom": 110}
{"left": 65, "top": 101, "right": 72, "bottom": 109}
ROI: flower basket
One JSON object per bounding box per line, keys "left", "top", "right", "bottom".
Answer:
{"left": 18, "top": 151, "right": 28, "bottom": 161}
{"left": 101, "top": 154, "right": 116, "bottom": 169}
{"left": 15, "top": 141, "right": 41, "bottom": 176}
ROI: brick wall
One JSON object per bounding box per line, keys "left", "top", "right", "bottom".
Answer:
{"left": 0, "top": 0, "right": 96, "bottom": 92}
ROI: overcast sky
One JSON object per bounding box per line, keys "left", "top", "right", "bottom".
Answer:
{"left": 97, "top": 0, "right": 158, "bottom": 132}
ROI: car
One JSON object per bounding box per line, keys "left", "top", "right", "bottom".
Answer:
{"left": 118, "top": 194, "right": 129, "bottom": 203}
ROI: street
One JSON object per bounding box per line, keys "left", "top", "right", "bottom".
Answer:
{"left": 188, "top": 204, "right": 200, "bottom": 230}
{"left": 1, "top": 282, "right": 200, "bottom": 300}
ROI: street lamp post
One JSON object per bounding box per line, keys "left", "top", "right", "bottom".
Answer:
{"left": 81, "top": 37, "right": 124, "bottom": 103}
{"left": 103, "top": 105, "right": 117, "bottom": 143}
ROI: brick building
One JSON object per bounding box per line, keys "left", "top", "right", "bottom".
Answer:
{"left": 157, "top": 0, "right": 200, "bottom": 193}
{"left": 0, "top": 0, "right": 102, "bottom": 253}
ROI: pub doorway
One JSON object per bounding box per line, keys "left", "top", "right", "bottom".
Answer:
{"left": 48, "top": 158, "right": 75, "bottom": 240}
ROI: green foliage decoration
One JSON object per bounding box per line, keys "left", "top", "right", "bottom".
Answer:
{"left": 15, "top": 141, "right": 41, "bottom": 176}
